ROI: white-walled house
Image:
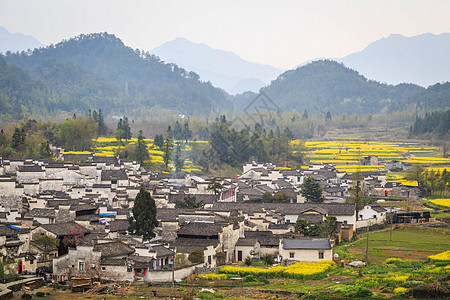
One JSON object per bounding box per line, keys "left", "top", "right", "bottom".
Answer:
{"left": 356, "top": 203, "right": 387, "bottom": 228}
{"left": 279, "top": 238, "right": 332, "bottom": 262}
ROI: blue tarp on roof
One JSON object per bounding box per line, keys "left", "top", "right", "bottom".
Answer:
{"left": 100, "top": 212, "right": 117, "bottom": 216}
{"left": 7, "top": 225, "right": 20, "bottom": 230}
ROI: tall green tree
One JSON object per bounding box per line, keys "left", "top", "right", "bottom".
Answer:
{"left": 301, "top": 177, "right": 324, "bottom": 203}
{"left": 128, "top": 187, "right": 158, "bottom": 241}
{"left": 162, "top": 126, "right": 174, "bottom": 168}
{"left": 174, "top": 144, "right": 184, "bottom": 172}
{"left": 175, "top": 195, "right": 204, "bottom": 209}
{"left": 134, "top": 130, "right": 149, "bottom": 165}
{"left": 347, "top": 171, "right": 365, "bottom": 216}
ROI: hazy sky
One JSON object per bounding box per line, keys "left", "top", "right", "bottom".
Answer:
{"left": 1, "top": 0, "right": 449, "bottom": 69}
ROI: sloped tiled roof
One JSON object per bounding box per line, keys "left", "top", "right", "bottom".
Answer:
{"left": 93, "top": 241, "right": 134, "bottom": 258}
{"left": 282, "top": 238, "right": 331, "bottom": 250}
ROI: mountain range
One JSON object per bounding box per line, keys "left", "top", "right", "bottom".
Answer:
{"left": 337, "top": 33, "right": 450, "bottom": 87}
{"left": 0, "top": 26, "right": 44, "bottom": 54}
{"left": 150, "top": 37, "right": 284, "bottom": 95}
{"left": 0, "top": 32, "right": 449, "bottom": 122}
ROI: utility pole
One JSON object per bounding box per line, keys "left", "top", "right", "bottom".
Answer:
{"left": 390, "top": 208, "right": 393, "bottom": 242}
{"left": 365, "top": 221, "right": 370, "bottom": 264}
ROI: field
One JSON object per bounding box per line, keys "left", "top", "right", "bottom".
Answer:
{"left": 64, "top": 138, "right": 450, "bottom": 176}
{"left": 337, "top": 226, "right": 450, "bottom": 264}
{"left": 15, "top": 227, "right": 450, "bottom": 299}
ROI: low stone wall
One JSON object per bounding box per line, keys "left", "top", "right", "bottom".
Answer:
{"left": 145, "top": 263, "right": 202, "bottom": 283}
{"left": 194, "top": 267, "right": 221, "bottom": 274}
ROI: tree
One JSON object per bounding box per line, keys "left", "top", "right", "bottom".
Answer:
{"left": 207, "top": 178, "right": 223, "bottom": 195}
{"left": 301, "top": 177, "right": 324, "bottom": 203}
{"left": 295, "top": 218, "right": 308, "bottom": 234}
{"left": 128, "top": 187, "right": 158, "bottom": 241}
{"left": 325, "top": 111, "right": 332, "bottom": 121}
{"left": 273, "top": 192, "right": 290, "bottom": 203}
{"left": 122, "top": 116, "right": 132, "bottom": 140}
{"left": 39, "top": 141, "right": 52, "bottom": 159}
{"left": 11, "top": 127, "right": 25, "bottom": 149}
{"left": 174, "top": 144, "right": 184, "bottom": 172}
{"left": 262, "top": 254, "right": 275, "bottom": 266}
{"left": 134, "top": 130, "right": 149, "bottom": 165}
{"left": 347, "top": 171, "right": 365, "bottom": 216}
{"left": 162, "top": 126, "right": 174, "bottom": 168}
{"left": 175, "top": 195, "right": 204, "bottom": 209}
{"left": 173, "top": 121, "right": 183, "bottom": 140}
{"left": 154, "top": 134, "right": 164, "bottom": 149}
{"left": 302, "top": 109, "right": 309, "bottom": 120}
{"left": 188, "top": 248, "right": 204, "bottom": 264}
{"left": 33, "top": 235, "right": 60, "bottom": 260}
{"left": 214, "top": 252, "right": 226, "bottom": 266}
{"left": 244, "top": 256, "right": 252, "bottom": 266}
{"left": 62, "top": 224, "right": 85, "bottom": 248}
{"left": 183, "top": 122, "right": 192, "bottom": 142}
{"left": 97, "top": 109, "right": 107, "bottom": 135}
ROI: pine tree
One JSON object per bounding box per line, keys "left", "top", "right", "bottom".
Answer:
{"left": 128, "top": 187, "right": 158, "bottom": 241}
{"left": 301, "top": 177, "right": 324, "bottom": 203}
{"left": 134, "top": 130, "right": 149, "bottom": 166}
{"left": 174, "top": 144, "right": 184, "bottom": 172}
{"left": 183, "top": 122, "right": 192, "bottom": 142}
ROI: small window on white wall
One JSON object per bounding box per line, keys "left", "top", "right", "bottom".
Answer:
{"left": 319, "top": 252, "right": 324, "bottom": 259}
{"left": 289, "top": 252, "right": 294, "bottom": 259}
{"left": 78, "top": 261, "right": 85, "bottom": 271}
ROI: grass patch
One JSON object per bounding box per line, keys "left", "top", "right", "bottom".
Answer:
{"left": 336, "top": 227, "right": 450, "bottom": 264}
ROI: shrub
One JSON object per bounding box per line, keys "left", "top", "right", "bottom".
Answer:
{"left": 262, "top": 254, "right": 275, "bottom": 266}
{"left": 36, "top": 292, "right": 45, "bottom": 297}
{"left": 244, "top": 256, "right": 252, "bottom": 266}
{"left": 355, "top": 287, "right": 372, "bottom": 297}
{"left": 197, "top": 274, "right": 227, "bottom": 281}
{"left": 188, "top": 248, "right": 204, "bottom": 264}
{"left": 21, "top": 294, "right": 32, "bottom": 300}
{"left": 221, "top": 260, "right": 335, "bottom": 279}
{"left": 428, "top": 250, "right": 450, "bottom": 263}
{"left": 394, "top": 286, "right": 407, "bottom": 294}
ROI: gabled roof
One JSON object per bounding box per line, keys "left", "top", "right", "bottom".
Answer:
{"left": 151, "top": 245, "right": 175, "bottom": 258}
{"left": 177, "top": 222, "right": 222, "bottom": 237}
{"left": 282, "top": 238, "right": 331, "bottom": 250}
{"left": 40, "top": 221, "right": 87, "bottom": 236}
{"left": 18, "top": 165, "right": 44, "bottom": 172}
{"left": 25, "top": 208, "right": 55, "bottom": 218}
{"left": 101, "top": 169, "right": 128, "bottom": 181}
{"left": 172, "top": 237, "right": 219, "bottom": 253}
{"left": 93, "top": 241, "right": 134, "bottom": 258}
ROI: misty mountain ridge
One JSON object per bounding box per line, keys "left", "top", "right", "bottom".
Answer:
{"left": 336, "top": 32, "right": 450, "bottom": 87}
{"left": 150, "top": 37, "right": 283, "bottom": 94}
{"left": 2, "top": 32, "right": 230, "bottom": 119}
{"left": 0, "top": 26, "right": 44, "bottom": 54}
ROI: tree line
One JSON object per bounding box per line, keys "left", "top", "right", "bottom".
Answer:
{"left": 411, "top": 108, "right": 450, "bottom": 137}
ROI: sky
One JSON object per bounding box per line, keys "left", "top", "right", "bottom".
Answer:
{"left": 1, "top": 0, "right": 449, "bottom": 69}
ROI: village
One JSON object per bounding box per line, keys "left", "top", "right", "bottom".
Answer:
{"left": 0, "top": 151, "right": 438, "bottom": 295}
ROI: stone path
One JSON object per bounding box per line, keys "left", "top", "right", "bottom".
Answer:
{"left": 0, "top": 276, "right": 43, "bottom": 298}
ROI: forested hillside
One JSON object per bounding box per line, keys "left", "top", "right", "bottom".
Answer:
{"left": 4, "top": 33, "right": 230, "bottom": 117}
{"left": 260, "top": 60, "right": 426, "bottom": 115}
{"left": 0, "top": 56, "right": 50, "bottom": 120}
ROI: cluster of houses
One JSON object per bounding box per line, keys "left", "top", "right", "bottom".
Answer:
{"left": 0, "top": 156, "right": 421, "bottom": 283}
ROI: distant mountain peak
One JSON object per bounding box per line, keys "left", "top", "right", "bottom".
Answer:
{"left": 0, "top": 26, "right": 44, "bottom": 53}
{"left": 337, "top": 32, "right": 450, "bottom": 86}
{"left": 151, "top": 37, "right": 283, "bottom": 94}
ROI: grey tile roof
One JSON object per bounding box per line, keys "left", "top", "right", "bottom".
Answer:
{"left": 18, "top": 165, "right": 44, "bottom": 172}
{"left": 282, "top": 238, "right": 331, "bottom": 250}
{"left": 40, "top": 221, "right": 87, "bottom": 236}
{"left": 93, "top": 241, "right": 134, "bottom": 258}
{"left": 172, "top": 237, "right": 219, "bottom": 253}
{"left": 212, "top": 203, "right": 355, "bottom": 216}
{"left": 25, "top": 208, "right": 55, "bottom": 218}
{"left": 177, "top": 222, "right": 222, "bottom": 237}
{"left": 100, "top": 258, "right": 126, "bottom": 266}
{"left": 151, "top": 245, "right": 175, "bottom": 258}
{"left": 101, "top": 169, "right": 128, "bottom": 181}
